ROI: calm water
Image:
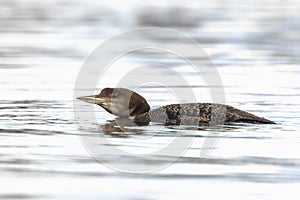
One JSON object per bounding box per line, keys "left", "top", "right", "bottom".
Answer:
{"left": 1, "top": 0, "right": 300, "bottom": 199}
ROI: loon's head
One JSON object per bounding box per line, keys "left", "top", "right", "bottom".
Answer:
{"left": 77, "top": 88, "right": 150, "bottom": 118}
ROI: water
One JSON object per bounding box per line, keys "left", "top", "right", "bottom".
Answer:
{"left": 1, "top": 0, "right": 300, "bottom": 199}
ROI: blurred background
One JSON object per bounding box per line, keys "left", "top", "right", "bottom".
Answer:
{"left": 0, "top": 0, "right": 300, "bottom": 199}
{"left": 1, "top": 0, "right": 299, "bottom": 68}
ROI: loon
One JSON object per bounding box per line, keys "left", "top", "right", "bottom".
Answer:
{"left": 77, "top": 88, "right": 275, "bottom": 126}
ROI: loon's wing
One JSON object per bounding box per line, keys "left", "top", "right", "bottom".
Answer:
{"left": 148, "top": 103, "right": 275, "bottom": 125}
{"left": 149, "top": 103, "right": 225, "bottom": 125}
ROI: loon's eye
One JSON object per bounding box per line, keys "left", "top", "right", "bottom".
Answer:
{"left": 112, "top": 91, "right": 120, "bottom": 98}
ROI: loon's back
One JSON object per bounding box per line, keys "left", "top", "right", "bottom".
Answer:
{"left": 145, "top": 103, "right": 275, "bottom": 126}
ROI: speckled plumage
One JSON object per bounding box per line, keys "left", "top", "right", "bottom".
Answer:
{"left": 78, "top": 88, "right": 276, "bottom": 126}
{"left": 134, "top": 103, "right": 275, "bottom": 125}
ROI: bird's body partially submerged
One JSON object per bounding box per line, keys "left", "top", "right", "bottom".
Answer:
{"left": 135, "top": 103, "right": 275, "bottom": 126}
{"left": 78, "top": 88, "right": 275, "bottom": 126}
